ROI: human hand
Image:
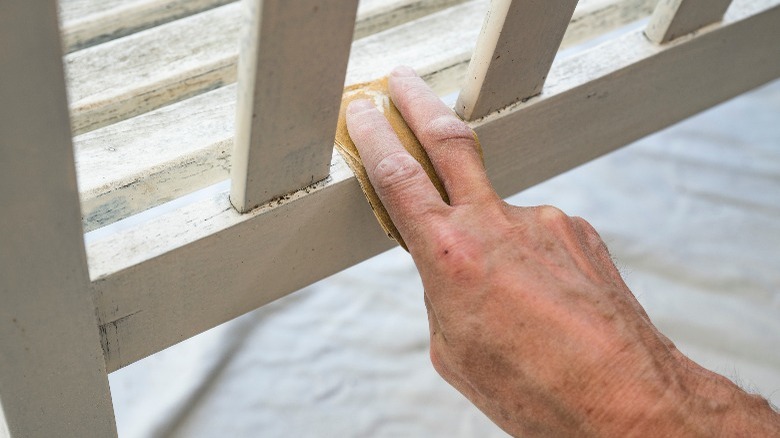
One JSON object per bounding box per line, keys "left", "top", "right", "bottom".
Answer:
{"left": 345, "top": 66, "right": 780, "bottom": 436}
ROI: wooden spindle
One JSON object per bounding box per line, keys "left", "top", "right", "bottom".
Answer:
{"left": 230, "top": 0, "right": 360, "bottom": 213}
{"left": 456, "top": 0, "right": 580, "bottom": 121}
{"left": 646, "top": 0, "right": 733, "bottom": 44}
{"left": 0, "top": 1, "right": 116, "bottom": 436}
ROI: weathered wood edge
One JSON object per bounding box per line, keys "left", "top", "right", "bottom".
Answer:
{"left": 76, "top": 0, "right": 657, "bottom": 232}
{"left": 88, "top": 0, "right": 780, "bottom": 372}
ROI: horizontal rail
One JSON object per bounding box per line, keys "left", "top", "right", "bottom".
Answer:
{"left": 75, "top": 0, "right": 657, "bottom": 231}
{"left": 87, "top": 0, "right": 780, "bottom": 372}
{"left": 58, "top": 0, "right": 467, "bottom": 53}
{"left": 64, "top": 0, "right": 470, "bottom": 135}
{"left": 59, "top": 0, "right": 234, "bottom": 53}
{"left": 355, "top": 0, "right": 470, "bottom": 39}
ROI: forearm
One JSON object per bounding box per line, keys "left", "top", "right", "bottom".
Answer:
{"left": 698, "top": 370, "right": 780, "bottom": 437}
{"left": 603, "top": 358, "right": 780, "bottom": 437}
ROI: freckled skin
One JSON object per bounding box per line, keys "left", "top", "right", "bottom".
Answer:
{"left": 346, "top": 66, "right": 780, "bottom": 437}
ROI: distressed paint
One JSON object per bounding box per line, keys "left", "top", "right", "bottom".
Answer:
{"left": 64, "top": 0, "right": 471, "bottom": 136}
{"left": 59, "top": 0, "right": 235, "bottom": 52}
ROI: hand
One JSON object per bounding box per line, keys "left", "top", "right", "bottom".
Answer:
{"left": 345, "top": 66, "right": 780, "bottom": 436}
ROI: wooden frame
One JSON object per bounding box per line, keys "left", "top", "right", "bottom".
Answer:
{"left": 2, "top": 0, "right": 779, "bottom": 434}
{"left": 75, "top": 0, "right": 658, "bottom": 232}
{"left": 87, "top": 0, "right": 780, "bottom": 372}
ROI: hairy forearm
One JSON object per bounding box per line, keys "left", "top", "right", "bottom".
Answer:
{"left": 607, "top": 358, "right": 780, "bottom": 437}
{"left": 699, "top": 371, "right": 780, "bottom": 437}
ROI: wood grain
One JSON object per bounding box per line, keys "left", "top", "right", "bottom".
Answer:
{"left": 64, "top": 0, "right": 469, "bottom": 135}
{"left": 59, "top": 0, "right": 234, "bottom": 52}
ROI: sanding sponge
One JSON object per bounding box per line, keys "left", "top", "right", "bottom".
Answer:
{"left": 334, "top": 77, "right": 483, "bottom": 251}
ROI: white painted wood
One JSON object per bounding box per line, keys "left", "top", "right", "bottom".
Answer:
{"left": 57, "top": 0, "right": 465, "bottom": 52}
{"left": 355, "top": 0, "right": 469, "bottom": 38}
{"left": 65, "top": 2, "right": 241, "bottom": 135}
{"left": 0, "top": 409, "right": 8, "bottom": 438}
{"left": 0, "top": 0, "right": 116, "bottom": 435}
{"left": 76, "top": 0, "right": 655, "bottom": 231}
{"left": 646, "top": 0, "right": 733, "bottom": 43}
{"left": 63, "top": 0, "right": 467, "bottom": 135}
{"left": 59, "top": 0, "right": 234, "bottom": 52}
{"left": 456, "top": 0, "right": 580, "bottom": 121}
{"left": 85, "top": 0, "right": 780, "bottom": 372}
{"left": 565, "top": 0, "right": 655, "bottom": 43}
{"left": 231, "top": 0, "right": 360, "bottom": 212}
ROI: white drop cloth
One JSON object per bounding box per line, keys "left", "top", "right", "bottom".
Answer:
{"left": 109, "top": 79, "right": 780, "bottom": 437}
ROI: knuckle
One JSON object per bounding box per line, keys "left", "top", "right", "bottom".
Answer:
{"left": 572, "top": 216, "right": 599, "bottom": 238}
{"left": 535, "top": 205, "right": 571, "bottom": 229}
{"left": 422, "top": 115, "right": 475, "bottom": 145}
{"left": 430, "top": 226, "right": 486, "bottom": 283}
{"left": 371, "top": 151, "right": 425, "bottom": 192}
{"left": 429, "top": 345, "right": 447, "bottom": 376}
{"left": 573, "top": 216, "right": 609, "bottom": 251}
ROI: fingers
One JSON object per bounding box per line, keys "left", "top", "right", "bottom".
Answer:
{"left": 346, "top": 99, "right": 448, "bottom": 246}
{"left": 388, "top": 66, "right": 498, "bottom": 206}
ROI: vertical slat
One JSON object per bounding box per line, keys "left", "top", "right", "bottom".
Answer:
{"left": 0, "top": 1, "right": 117, "bottom": 436}
{"left": 456, "top": 0, "right": 580, "bottom": 121}
{"left": 231, "top": 0, "right": 360, "bottom": 213}
{"left": 646, "top": 0, "right": 734, "bottom": 44}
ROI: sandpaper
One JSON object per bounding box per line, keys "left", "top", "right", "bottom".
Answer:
{"left": 334, "top": 77, "right": 483, "bottom": 251}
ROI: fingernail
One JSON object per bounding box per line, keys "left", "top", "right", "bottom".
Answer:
{"left": 391, "top": 65, "right": 417, "bottom": 78}
{"left": 348, "top": 99, "right": 375, "bottom": 114}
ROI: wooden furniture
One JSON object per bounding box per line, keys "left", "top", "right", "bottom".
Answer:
{"left": 2, "top": 0, "right": 778, "bottom": 435}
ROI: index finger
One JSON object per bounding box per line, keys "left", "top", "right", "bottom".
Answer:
{"left": 388, "top": 66, "right": 498, "bottom": 205}
{"left": 346, "top": 99, "right": 448, "bottom": 249}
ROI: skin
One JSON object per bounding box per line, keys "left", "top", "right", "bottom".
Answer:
{"left": 345, "top": 66, "right": 780, "bottom": 437}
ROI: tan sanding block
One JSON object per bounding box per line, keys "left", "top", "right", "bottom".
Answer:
{"left": 334, "top": 77, "right": 483, "bottom": 250}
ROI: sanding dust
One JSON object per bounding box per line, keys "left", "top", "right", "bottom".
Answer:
{"left": 334, "top": 77, "right": 482, "bottom": 250}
